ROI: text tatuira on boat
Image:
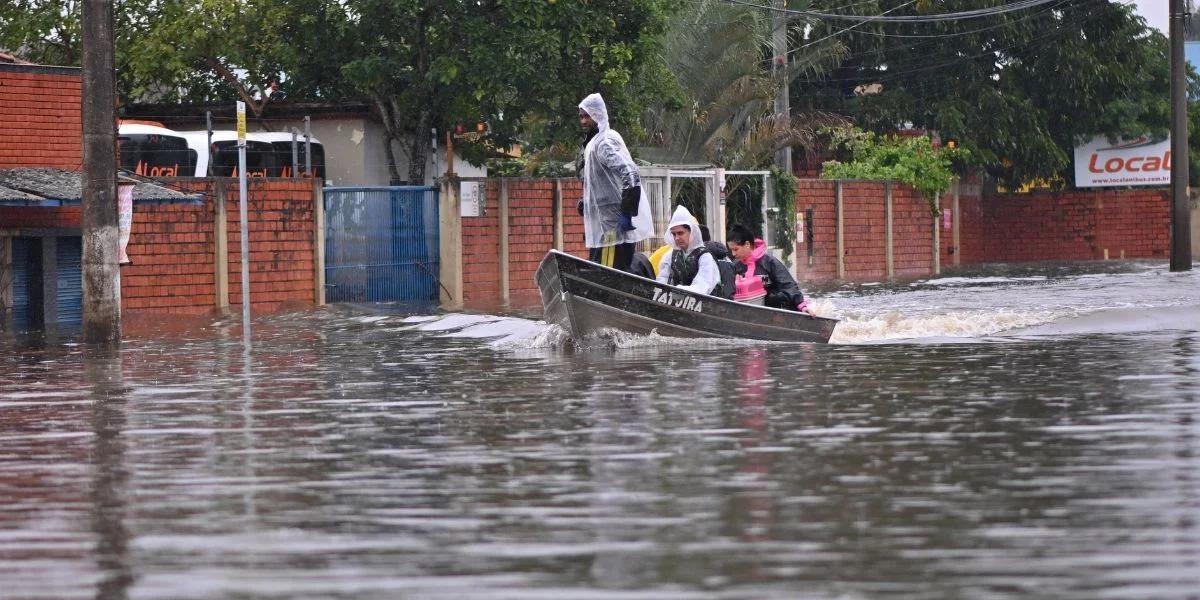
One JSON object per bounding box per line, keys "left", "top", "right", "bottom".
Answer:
{"left": 535, "top": 250, "right": 839, "bottom": 343}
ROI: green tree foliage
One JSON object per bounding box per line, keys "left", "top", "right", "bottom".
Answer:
{"left": 821, "top": 126, "right": 965, "bottom": 214}
{"left": 0, "top": 1, "right": 81, "bottom": 65}
{"left": 339, "top": 0, "right": 678, "bottom": 183}
{"left": 2, "top": 0, "right": 677, "bottom": 183}
{"left": 794, "top": 0, "right": 1181, "bottom": 187}
{"left": 0, "top": 1, "right": 336, "bottom": 116}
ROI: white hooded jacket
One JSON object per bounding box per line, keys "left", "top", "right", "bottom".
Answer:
{"left": 578, "top": 93, "right": 655, "bottom": 248}
{"left": 656, "top": 206, "right": 719, "bottom": 295}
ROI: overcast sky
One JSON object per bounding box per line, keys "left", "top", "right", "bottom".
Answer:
{"left": 1130, "top": 0, "right": 1167, "bottom": 33}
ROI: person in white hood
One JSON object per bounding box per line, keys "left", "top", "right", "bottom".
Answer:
{"left": 655, "top": 205, "right": 719, "bottom": 295}
{"left": 577, "top": 93, "right": 654, "bottom": 271}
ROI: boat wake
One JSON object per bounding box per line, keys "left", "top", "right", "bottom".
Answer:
{"left": 356, "top": 264, "right": 1200, "bottom": 347}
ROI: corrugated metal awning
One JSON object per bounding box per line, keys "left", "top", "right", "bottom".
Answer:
{"left": 0, "top": 168, "right": 202, "bottom": 206}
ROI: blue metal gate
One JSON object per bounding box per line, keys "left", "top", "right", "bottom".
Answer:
{"left": 10, "top": 237, "right": 32, "bottom": 329}
{"left": 324, "top": 186, "right": 440, "bottom": 305}
{"left": 6, "top": 236, "right": 82, "bottom": 330}
{"left": 55, "top": 237, "right": 82, "bottom": 324}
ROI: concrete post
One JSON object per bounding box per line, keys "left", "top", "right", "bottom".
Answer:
{"left": 885, "top": 181, "right": 894, "bottom": 279}
{"left": 1191, "top": 196, "right": 1200, "bottom": 260}
{"left": 498, "top": 179, "right": 510, "bottom": 306}
{"left": 439, "top": 176, "right": 463, "bottom": 310}
{"left": 953, "top": 181, "right": 961, "bottom": 267}
{"left": 835, "top": 180, "right": 844, "bottom": 280}
{"left": 214, "top": 180, "right": 229, "bottom": 310}
{"left": 553, "top": 180, "right": 564, "bottom": 250}
{"left": 932, "top": 203, "right": 941, "bottom": 276}
{"left": 313, "top": 179, "right": 326, "bottom": 306}
{"left": 80, "top": 0, "right": 121, "bottom": 343}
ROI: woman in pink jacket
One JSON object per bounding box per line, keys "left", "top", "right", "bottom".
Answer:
{"left": 727, "top": 224, "right": 812, "bottom": 314}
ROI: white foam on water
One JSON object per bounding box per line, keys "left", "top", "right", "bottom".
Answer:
{"left": 401, "top": 315, "right": 441, "bottom": 323}
{"left": 412, "top": 314, "right": 504, "bottom": 332}
{"left": 912, "top": 276, "right": 1048, "bottom": 287}
{"left": 1008, "top": 305, "right": 1200, "bottom": 337}
{"left": 828, "top": 309, "right": 1069, "bottom": 344}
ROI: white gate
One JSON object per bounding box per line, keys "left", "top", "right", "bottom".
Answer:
{"left": 637, "top": 166, "right": 777, "bottom": 250}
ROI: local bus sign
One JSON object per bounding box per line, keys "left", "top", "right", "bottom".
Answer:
{"left": 1073, "top": 135, "right": 1170, "bottom": 188}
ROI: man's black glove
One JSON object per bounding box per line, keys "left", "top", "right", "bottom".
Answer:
{"left": 620, "top": 185, "right": 641, "bottom": 216}
{"left": 577, "top": 200, "right": 584, "bottom": 216}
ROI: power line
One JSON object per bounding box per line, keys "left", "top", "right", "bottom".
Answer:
{"left": 792, "top": 3, "right": 1107, "bottom": 85}
{"left": 725, "top": 0, "right": 1062, "bottom": 23}
{"left": 786, "top": 0, "right": 918, "bottom": 58}
{"left": 840, "top": 0, "right": 1073, "bottom": 38}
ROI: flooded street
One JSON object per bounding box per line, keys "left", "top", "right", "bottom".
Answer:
{"left": 2, "top": 261, "right": 1198, "bottom": 599}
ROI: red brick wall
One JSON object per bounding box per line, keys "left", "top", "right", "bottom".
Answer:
{"left": 791, "top": 177, "right": 1169, "bottom": 278}
{"left": 795, "top": 179, "right": 838, "bottom": 280}
{"left": 974, "top": 188, "right": 1170, "bottom": 262}
{"left": 461, "top": 178, "right": 588, "bottom": 308}
{"left": 0, "top": 205, "right": 81, "bottom": 229}
{"left": 462, "top": 181, "right": 501, "bottom": 305}
{"left": 561, "top": 180, "right": 588, "bottom": 258}
{"left": 840, "top": 182, "right": 889, "bottom": 280}
{"left": 891, "top": 184, "right": 934, "bottom": 278}
{"left": 506, "top": 180, "right": 556, "bottom": 304}
{"left": 0, "top": 65, "right": 82, "bottom": 169}
{"left": 0, "top": 178, "right": 318, "bottom": 314}
{"left": 941, "top": 178, "right": 985, "bottom": 266}
{"left": 121, "top": 189, "right": 214, "bottom": 314}
{"left": 794, "top": 179, "right": 936, "bottom": 282}
{"left": 224, "top": 179, "right": 316, "bottom": 310}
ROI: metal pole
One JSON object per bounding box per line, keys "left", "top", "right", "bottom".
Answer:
{"left": 206, "top": 111, "right": 214, "bottom": 177}
{"left": 772, "top": 0, "right": 792, "bottom": 172}
{"left": 81, "top": 0, "right": 120, "bottom": 343}
{"left": 291, "top": 131, "right": 299, "bottom": 178}
{"left": 304, "top": 116, "right": 312, "bottom": 178}
{"left": 236, "top": 102, "right": 251, "bottom": 339}
{"left": 1170, "top": 0, "right": 1193, "bottom": 271}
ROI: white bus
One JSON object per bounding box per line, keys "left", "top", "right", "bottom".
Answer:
{"left": 119, "top": 122, "right": 326, "bottom": 179}
{"left": 117, "top": 122, "right": 198, "bottom": 177}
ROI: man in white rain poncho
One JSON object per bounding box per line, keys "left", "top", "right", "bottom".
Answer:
{"left": 655, "top": 205, "right": 719, "bottom": 295}
{"left": 577, "top": 93, "right": 654, "bottom": 271}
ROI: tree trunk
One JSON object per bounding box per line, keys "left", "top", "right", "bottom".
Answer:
{"left": 406, "top": 6, "right": 431, "bottom": 185}
{"left": 374, "top": 98, "right": 402, "bottom": 184}
{"left": 407, "top": 109, "right": 430, "bottom": 184}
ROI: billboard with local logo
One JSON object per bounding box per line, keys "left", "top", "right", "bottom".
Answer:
{"left": 1073, "top": 135, "right": 1170, "bottom": 188}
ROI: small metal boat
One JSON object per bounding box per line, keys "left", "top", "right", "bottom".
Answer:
{"left": 535, "top": 250, "right": 838, "bottom": 343}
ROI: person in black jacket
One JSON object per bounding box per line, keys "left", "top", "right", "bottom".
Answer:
{"left": 726, "top": 224, "right": 811, "bottom": 313}
{"left": 698, "top": 225, "right": 735, "bottom": 300}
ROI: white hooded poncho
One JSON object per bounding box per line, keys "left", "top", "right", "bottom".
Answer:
{"left": 578, "top": 93, "right": 655, "bottom": 248}
{"left": 655, "top": 205, "right": 719, "bottom": 295}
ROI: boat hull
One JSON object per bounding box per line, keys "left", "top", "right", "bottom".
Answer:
{"left": 535, "top": 250, "right": 837, "bottom": 343}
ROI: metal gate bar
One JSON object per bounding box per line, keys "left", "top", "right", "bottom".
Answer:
{"left": 323, "top": 186, "right": 440, "bottom": 305}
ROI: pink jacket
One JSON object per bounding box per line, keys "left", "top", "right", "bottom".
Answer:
{"left": 733, "top": 239, "right": 768, "bottom": 301}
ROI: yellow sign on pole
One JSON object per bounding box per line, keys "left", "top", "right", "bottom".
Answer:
{"left": 236, "top": 101, "right": 247, "bottom": 146}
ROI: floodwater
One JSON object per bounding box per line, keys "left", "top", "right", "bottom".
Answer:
{"left": 1, "top": 260, "right": 1198, "bottom": 599}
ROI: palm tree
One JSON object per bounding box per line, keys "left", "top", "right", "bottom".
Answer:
{"left": 638, "top": 0, "right": 848, "bottom": 170}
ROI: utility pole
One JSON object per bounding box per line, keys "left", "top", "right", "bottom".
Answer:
{"left": 1170, "top": 0, "right": 1193, "bottom": 271}
{"left": 81, "top": 0, "right": 121, "bottom": 343}
{"left": 772, "top": 0, "right": 792, "bottom": 172}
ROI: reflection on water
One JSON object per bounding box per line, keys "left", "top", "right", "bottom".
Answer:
{"left": 0, "top": 262, "right": 1198, "bottom": 599}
